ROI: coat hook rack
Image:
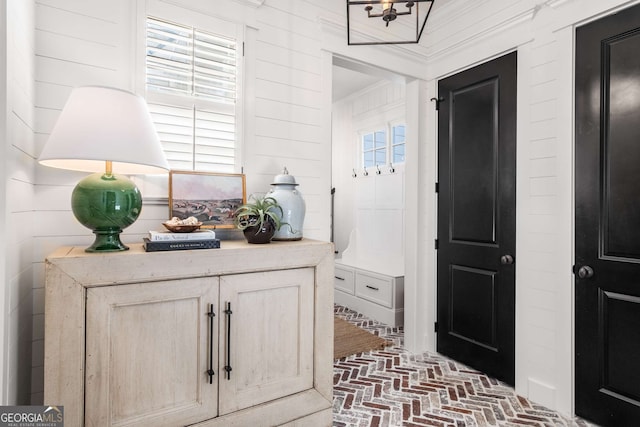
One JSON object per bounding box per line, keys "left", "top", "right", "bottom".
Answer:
{"left": 352, "top": 168, "right": 357, "bottom": 178}
{"left": 389, "top": 162, "right": 395, "bottom": 173}
{"left": 375, "top": 164, "right": 381, "bottom": 175}
{"left": 363, "top": 166, "right": 369, "bottom": 176}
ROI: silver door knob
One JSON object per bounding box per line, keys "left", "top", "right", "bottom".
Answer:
{"left": 577, "top": 265, "right": 594, "bottom": 279}
{"left": 500, "top": 255, "right": 514, "bottom": 265}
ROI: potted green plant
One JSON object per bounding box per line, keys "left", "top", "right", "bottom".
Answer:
{"left": 234, "top": 194, "right": 286, "bottom": 244}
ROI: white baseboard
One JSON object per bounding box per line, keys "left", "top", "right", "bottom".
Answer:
{"left": 527, "top": 378, "right": 556, "bottom": 410}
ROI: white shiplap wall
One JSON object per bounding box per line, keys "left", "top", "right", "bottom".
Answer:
{"left": 0, "top": 1, "right": 7, "bottom": 404}
{"left": 5, "top": 0, "right": 35, "bottom": 405}
{"left": 249, "top": 0, "right": 332, "bottom": 239}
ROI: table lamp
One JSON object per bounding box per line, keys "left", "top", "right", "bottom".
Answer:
{"left": 38, "top": 86, "right": 170, "bottom": 252}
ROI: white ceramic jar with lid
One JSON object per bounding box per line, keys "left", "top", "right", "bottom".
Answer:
{"left": 268, "top": 167, "right": 305, "bottom": 240}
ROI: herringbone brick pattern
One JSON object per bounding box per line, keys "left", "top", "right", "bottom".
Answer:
{"left": 333, "top": 306, "right": 595, "bottom": 427}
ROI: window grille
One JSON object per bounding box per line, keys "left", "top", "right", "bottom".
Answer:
{"left": 362, "top": 130, "right": 387, "bottom": 168}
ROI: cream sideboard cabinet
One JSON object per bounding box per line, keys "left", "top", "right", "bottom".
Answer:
{"left": 44, "top": 240, "right": 334, "bottom": 427}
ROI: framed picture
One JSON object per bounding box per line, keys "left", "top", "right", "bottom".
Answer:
{"left": 169, "top": 171, "right": 246, "bottom": 229}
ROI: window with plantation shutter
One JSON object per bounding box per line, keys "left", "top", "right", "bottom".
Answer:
{"left": 145, "top": 16, "right": 240, "bottom": 173}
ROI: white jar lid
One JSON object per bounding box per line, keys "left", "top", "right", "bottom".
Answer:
{"left": 272, "top": 167, "right": 298, "bottom": 185}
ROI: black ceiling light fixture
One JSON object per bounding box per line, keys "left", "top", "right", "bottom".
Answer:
{"left": 347, "top": 0, "right": 434, "bottom": 45}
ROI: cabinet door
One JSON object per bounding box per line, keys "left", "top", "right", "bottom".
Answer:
{"left": 85, "top": 278, "right": 219, "bottom": 427}
{"left": 219, "top": 268, "right": 314, "bottom": 415}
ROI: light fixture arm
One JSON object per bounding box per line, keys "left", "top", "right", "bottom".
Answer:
{"left": 346, "top": 0, "right": 434, "bottom": 45}
{"left": 364, "top": 1, "right": 415, "bottom": 27}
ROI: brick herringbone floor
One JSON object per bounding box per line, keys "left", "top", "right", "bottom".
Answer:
{"left": 333, "top": 305, "right": 596, "bottom": 427}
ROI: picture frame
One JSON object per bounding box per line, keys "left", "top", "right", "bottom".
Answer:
{"left": 169, "top": 171, "right": 246, "bottom": 229}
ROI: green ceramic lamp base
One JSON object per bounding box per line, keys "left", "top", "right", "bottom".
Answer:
{"left": 71, "top": 172, "right": 143, "bottom": 252}
{"left": 85, "top": 228, "right": 130, "bottom": 252}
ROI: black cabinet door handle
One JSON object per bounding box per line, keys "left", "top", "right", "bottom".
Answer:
{"left": 224, "top": 302, "right": 233, "bottom": 380}
{"left": 206, "top": 303, "right": 215, "bottom": 384}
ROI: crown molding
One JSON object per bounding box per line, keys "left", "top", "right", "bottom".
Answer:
{"left": 425, "top": 5, "right": 537, "bottom": 62}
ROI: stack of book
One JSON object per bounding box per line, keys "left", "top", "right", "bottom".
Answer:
{"left": 143, "top": 229, "right": 220, "bottom": 252}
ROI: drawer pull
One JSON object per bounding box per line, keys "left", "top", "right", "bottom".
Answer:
{"left": 365, "top": 285, "right": 379, "bottom": 291}
{"left": 335, "top": 276, "right": 345, "bottom": 281}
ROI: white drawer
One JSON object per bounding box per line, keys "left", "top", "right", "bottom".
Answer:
{"left": 355, "top": 272, "right": 393, "bottom": 308}
{"left": 334, "top": 266, "right": 355, "bottom": 294}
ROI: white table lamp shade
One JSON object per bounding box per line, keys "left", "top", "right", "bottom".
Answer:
{"left": 38, "top": 86, "right": 170, "bottom": 174}
{"left": 37, "top": 86, "right": 170, "bottom": 252}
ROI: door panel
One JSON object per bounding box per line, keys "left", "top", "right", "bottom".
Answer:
{"left": 85, "top": 278, "right": 219, "bottom": 427}
{"left": 575, "top": 5, "right": 640, "bottom": 424}
{"left": 451, "top": 79, "right": 498, "bottom": 245}
{"left": 450, "top": 265, "right": 497, "bottom": 350}
{"left": 437, "top": 52, "right": 517, "bottom": 385}
{"left": 218, "top": 268, "right": 314, "bottom": 415}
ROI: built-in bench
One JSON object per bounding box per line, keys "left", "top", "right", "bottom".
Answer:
{"left": 334, "top": 259, "right": 404, "bottom": 327}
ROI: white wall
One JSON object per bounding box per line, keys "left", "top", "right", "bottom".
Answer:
{"left": 3, "top": 0, "right": 36, "bottom": 405}
{"left": 0, "top": 0, "right": 7, "bottom": 406}
{"left": 331, "top": 97, "right": 352, "bottom": 254}
{"left": 332, "top": 80, "right": 405, "bottom": 275}
{"left": 245, "top": 0, "right": 332, "bottom": 240}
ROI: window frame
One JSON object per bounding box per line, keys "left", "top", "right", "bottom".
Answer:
{"left": 390, "top": 121, "right": 406, "bottom": 165}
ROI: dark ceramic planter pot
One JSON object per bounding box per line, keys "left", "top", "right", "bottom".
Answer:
{"left": 242, "top": 217, "right": 276, "bottom": 244}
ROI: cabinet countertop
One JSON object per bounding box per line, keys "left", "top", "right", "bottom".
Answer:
{"left": 45, "top": 238, "right": 334, "bottom": 288}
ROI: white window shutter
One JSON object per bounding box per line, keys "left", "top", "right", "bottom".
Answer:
{"left": 146, "top": 17, "right": 238, "bottom": 172}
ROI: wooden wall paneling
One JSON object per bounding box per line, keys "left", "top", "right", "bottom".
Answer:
{"left": 36, "top": 0, "right": 121, "bottom": 20}
{"left": 35, "top": 3, "right": 119, "bottom": 44}
{"left": 254, "top": 98, "right": 322, "bottom": 126}
{"left": 254, "top": 117, "right": 322, "bottom": 143}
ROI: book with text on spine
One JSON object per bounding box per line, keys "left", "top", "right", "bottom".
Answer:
{"left": 148, "top": 229, "right": 216, "bottom": 241}
{"left": 143, "top": 238, "right": 220, "bottom": 252}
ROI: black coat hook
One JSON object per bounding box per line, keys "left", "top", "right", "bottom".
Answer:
{"left": 430, "top": 97, "right": 444, "bottom": 111}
